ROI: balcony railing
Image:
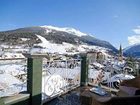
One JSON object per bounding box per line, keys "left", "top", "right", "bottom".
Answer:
{"left": 1, "top": 53, "right": 139, "bottom": 105}
{"left": 0, "top": 54, "right": 85, "bottom": 105}
{"left": 42, "top": 59, "right": 81, "bottom": 102}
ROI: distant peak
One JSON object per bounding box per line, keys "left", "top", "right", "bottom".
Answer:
{"left": 123, "top": 43, "right": 140, "bottom": 51}
{"left": 40, "top": 25, "right": 87, "bottom": 37}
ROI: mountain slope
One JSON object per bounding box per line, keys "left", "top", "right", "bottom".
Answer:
{"left": 0, "top": 26, "right": 118, "bottom": 53}
{"left": 41, "top": 25, "right": 87, "bottom": 37}
{"left": 123, "top": 44, "right": 140, "bottom": 58}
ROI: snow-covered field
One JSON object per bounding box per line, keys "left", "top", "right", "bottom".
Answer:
{"left": 29, "top": 35, "right": 109, "bottom": 55}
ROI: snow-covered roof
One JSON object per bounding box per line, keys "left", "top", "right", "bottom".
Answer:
{"left": 108, "top": 74, "right": 135, "bottom": 82}
{"left": 92, "top": 62, "right": 104, "bottom": 68}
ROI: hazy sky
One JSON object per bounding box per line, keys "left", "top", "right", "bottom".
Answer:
{"left": 1, "top": 0, "right": 140, "bottom": 48}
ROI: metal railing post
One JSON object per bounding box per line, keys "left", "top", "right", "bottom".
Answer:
{"left": 80, "top": 53, "right": 89, "bottom": 86}
{"left": 0, "top": 98, "right": 4, "bottom": 105}
{"left": 26, "top": 54, "right": 42, "bottom": 105}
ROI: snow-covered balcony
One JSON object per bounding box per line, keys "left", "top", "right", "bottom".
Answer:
{"left": 0, "top": 53, "right": 82, "bottom": 105}
{"left": 0, "top": 53, "right": 140, "bottom": 105}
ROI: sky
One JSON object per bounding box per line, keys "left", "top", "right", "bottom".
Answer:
{"left": 0, "top": 0, "right": 140, "bottom": 49}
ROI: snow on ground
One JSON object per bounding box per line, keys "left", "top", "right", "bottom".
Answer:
{"left": 34, "top": 35, "right": 74, "bottom": 54}
{"left": 33, "top": 35, "right": 109, "bottom": 55}
{"left": 0, "top": 74, "right": 22, "bottom": 86}
{"left": 0, "top": 52, "right": 25, "bottom": 59}
{"left": 33, "top": 35, "right": 71, "bottom": 54}
{"left": 0, "top": 74, "right": 23, "bottom": 97}
{"left": 0, "top": 64, "right": 26, "bottom": 76}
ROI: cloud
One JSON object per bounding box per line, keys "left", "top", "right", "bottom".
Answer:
{"left": 128, "top": 35, "right": 140, "bottom": 45}
{"left": 133, "top": 26, "right": 140, "bottom": 34}
{"left": 128, "top": 26, "right": 140, "bottom": 45}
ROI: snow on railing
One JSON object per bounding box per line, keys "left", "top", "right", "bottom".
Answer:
{"left": 42, "top": 58, "right": 81, "bottom": 101}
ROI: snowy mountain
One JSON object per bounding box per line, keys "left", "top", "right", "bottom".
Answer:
{"left": 123, "top": 44, "right": 140, "bottom": 58}
{"left": 0, "top": 25, "right": 118, "bottom": 54}
{"left": 41, "top": 25, "right": 87, "bottom": 37}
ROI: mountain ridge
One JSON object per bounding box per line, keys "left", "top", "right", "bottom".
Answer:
{"left": 0, "top": 25, "right": 118, "bottom": 53}
{"left": 123, "top": 44, "right": 140, "bottom": 58}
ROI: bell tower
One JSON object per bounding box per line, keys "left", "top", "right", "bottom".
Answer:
{"left": 118, "top": 44, "right": 123, "bottom": 61}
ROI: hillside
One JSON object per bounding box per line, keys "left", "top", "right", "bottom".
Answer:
{"left": 0, "top": 26, "right": 118, "bottom": 53}
{"left": 123, "top": 44, "right": 140, "bottom": 58}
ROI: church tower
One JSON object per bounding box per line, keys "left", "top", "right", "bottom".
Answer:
{"left": 118, "top": 44, "right": 123, "bottom": 61}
